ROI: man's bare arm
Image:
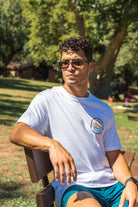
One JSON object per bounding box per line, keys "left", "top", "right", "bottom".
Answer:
{"left": 10, "top": 122, "right": 77, "bottom": 185}
{"left": 10, "top": 122, "right": 53, "bottom": 150}
{"left": 106, "top": 150, "right": 138, "bottom": 207}
{"left": 106, "top": 150, "right": 131, "bottom": 185}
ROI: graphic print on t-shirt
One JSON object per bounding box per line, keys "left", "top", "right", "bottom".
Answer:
{"left": 90, "top": 118, "right": 104, "bottom": 134}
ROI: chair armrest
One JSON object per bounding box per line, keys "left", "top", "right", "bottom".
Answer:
{"left": 36, "top": 184, "right": 55, "bottom": 207}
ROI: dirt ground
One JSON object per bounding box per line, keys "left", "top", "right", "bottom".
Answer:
{"left": 0, "top": 126, "right": 30, "bottom": 183}
{"left": 0, "top": 125, "right": 53, "bottom": 190}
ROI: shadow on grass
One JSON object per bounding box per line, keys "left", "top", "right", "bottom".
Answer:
{"left": 0, "top": 78, "right": 50, "bottom": 92}
{"left": 0, "top": 96, "right": 29, "bottom": 126}
{"left": 0, "top": 78, "right": 60, "bottom": 126}
{"left": 0, "top": 180, "right": 27, "bottom": 200}
{"left": 0, "top": 78, "right": 53, "bottom": 126}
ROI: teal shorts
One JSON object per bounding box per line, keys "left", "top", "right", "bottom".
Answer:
{"left": 61, "top": 182, "right": 128, "bottom": 207}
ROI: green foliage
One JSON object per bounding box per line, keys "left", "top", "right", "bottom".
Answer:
{"left": 21, "top": 0, "right": 78, "bottom": 68}
{"left": 20, "top": 0, "right": 138, "bottom": 74}
{"left": 80, "top": 0, "right": 138, "bottom": 89}
{"left": 0, "top": 0, "right": 29, "bottom": 66}
{"left": 79, "top": 0, "right": 138, "bottom": 47}
{"left": 0, "top": 0, "right": 137, "bottom": 87}
{"left": 115, "top": 23, "right": 138, "bottom": 85}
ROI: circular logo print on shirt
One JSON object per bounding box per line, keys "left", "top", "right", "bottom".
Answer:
{"left": 90, "top": 118, "right": 104, "bottom": 134}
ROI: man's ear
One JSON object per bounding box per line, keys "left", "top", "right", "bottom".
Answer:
{"left": 89, "top": 62, "right": 95, "bottom": 73}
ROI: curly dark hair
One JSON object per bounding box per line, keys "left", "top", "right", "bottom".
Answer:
{"left": 59, "top": 36, "right": 92, "bottom": 62}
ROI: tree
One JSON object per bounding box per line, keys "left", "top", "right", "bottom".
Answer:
{"left": 115, "top": 23, "right": 138, "bottom": 87}
{"left": 21, "top": 0, "right": 138, "bottom": 98}
{"left": 0, "top": 0, "right": 29, "bottom": 68}
{"left": 76, "top": 0, "right": 138, "bottom": 98}
{"left": 21, "top": 0, "right": 78, "bottom": 68}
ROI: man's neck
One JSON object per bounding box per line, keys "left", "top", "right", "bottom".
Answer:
{"left": 63, "top": 84, "right": 89, "bottom": 97}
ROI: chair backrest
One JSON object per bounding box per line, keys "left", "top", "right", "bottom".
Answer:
{"left": 24, "top": 148, "right": 53, "bottom": 183}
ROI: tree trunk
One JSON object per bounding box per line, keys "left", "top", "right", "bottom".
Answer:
{"left": 89, "top": 25, "right": 130, "bottom": 99}
{"left": 92, "top": 49, "right": 120, "bottom": 99}
{"left": 71, "top": 0, "right": 85, "bottom": 36}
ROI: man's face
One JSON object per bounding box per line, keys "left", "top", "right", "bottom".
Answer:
{"left": 61, "top": 50, "right": 90, "bottom": 87}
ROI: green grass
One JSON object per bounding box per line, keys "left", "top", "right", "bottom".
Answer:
{"left": 0, "top": 77, "right": 60, "bottom": 207}
{"left": 0, "top": 77, "right": 138, "bottom": 206}
{"left": 0, "top": 176, "right": 39, "bottom": 207}
{"left": 103, "top": 100, "right": 138, "bottom": 152}
{"left": 114, "top": 112, "right": 138, "bottom": 152}
{"left": 0, "top": 77, "right": 60, "bottom": 126}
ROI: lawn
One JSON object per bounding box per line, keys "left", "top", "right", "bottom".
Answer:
{"left": 0, "top": 77, "right": 138, "bottom": 206}
{"left": 0, "top": 78, "right": 60, "bottom": 207}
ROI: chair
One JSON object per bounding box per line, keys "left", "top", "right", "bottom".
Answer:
{"left": 24, "top": 148, "right": 55, "bottom": 207}
{"left": 24, "top": 148, "right": 138, "bottom": 207}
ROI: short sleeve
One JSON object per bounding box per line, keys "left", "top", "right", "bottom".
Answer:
{"left": 103, "top": 109, "right": 122, "bottom": 151}
{"left": 17, "top": 93, "right": 49, "bottom": 136}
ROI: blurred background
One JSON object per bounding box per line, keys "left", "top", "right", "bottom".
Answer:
{"left": 0, "top": 0, "right": 138, "bottom": 206}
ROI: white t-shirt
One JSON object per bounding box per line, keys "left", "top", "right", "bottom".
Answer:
{"left": 17, "top": 86, "right": 122, "bottom": 207}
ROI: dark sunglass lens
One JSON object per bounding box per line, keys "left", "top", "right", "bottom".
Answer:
{"left": 59, "top": 60, "right": 84, "bottom": 69}
{"left": 72, "top": 60, "right": 83, "bottom": 67}
{"left": 62, "top": 61, "right": 69, "bottom": 66}
{"left": 59, "top": 61, "right": 69, "bottom": 69}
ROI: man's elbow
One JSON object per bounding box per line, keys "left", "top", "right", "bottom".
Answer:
{"left": 10, "top": 128, "right": 18, "bottom": 144}
{"left": 9, "top": 123, "right": 22, "bottom": 145}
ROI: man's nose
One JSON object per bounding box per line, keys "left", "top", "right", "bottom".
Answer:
{"left": 67, "top": 63, "right": 75, "bottom": 71}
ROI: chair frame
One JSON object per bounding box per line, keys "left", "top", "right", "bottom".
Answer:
{"left": 24, "top": 148, "right": 55, "bottom": 207}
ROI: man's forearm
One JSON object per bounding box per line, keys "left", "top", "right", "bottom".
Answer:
{"left": 106, "top": 150, "right": 132, "bottom": 185}
{"left": 112, "top": 153, "right": 132, "bottom": 185}
{"left": 106, "top": 150, "right": 138, "bottom": 206}
{"left": 10, "top": 122, "right": 53, "bottom": 151}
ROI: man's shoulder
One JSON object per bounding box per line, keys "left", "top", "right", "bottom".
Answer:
{"left": 31, "top": 86, "right": 62, "bottom": 105}
{"left": 89, "top": 94, "right": 114, "bottom": 119}
{"left": 38, "top": 86, "right": 62, "bottom": 97}
{"left": 91, "top": 94, "right": 111, "bottom": 109}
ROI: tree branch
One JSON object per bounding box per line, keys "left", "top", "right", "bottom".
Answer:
{"left": 89, "top": 24, "right": 130, "bottom": 93}
{"left": 70, "top": 0, "right": 85, "bottom": 36}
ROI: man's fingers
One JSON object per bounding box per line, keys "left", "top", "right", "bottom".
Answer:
{"left": 119, "top": 193, "right": 125, "bottom": 207}
{"left": 119, "top": 183, "right": 138, "bottom": 207}
{"left": 49, "top": 140, "right": 77, "bottom": 185}
{"left": 54, "top": 158, "right": 77, "bottom": 185}
{"left": 119, "top": 193, "right": 136, "bottom": 207}
{"left": 59, "top": 162, "right": 66, "bottom": 185}
{"left": 64, "top": 161, "right": 72, "bottom": 185}
{"left": 54, "top": 164, "right": 59, "bottom": 181}
{"left": 70, "top": 159, "right": 77, "bottom": 182}
{"left": 128, "top": 197, "right": 138, "bottom": 207}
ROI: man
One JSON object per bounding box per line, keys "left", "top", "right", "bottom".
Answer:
{"left": 10, "top": 36, "right": 138, "bottom": 207}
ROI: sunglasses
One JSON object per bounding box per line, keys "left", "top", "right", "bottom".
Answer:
{"left": 59, "top": 59, "right": 89, "bottom": 70}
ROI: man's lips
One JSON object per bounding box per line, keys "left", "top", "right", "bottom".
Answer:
{"left": 66, "top": 74, "right": 76, "bottom": 78}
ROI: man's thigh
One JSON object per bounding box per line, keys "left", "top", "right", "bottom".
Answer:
{"left": 61, "top": 183, "right": 129, "bottom": 207}
{"left": 66, "top": 191, "right": 102, "bottom": 207}
{"left": 61, "top": 185, "right": 102, "bottom": 207}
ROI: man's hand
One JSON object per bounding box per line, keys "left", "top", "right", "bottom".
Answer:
{"left": 119, "top": 182, "right": 138, "bottom": 207}
{"left": 49, "top": 140, "right": 77, "bottom": 185}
